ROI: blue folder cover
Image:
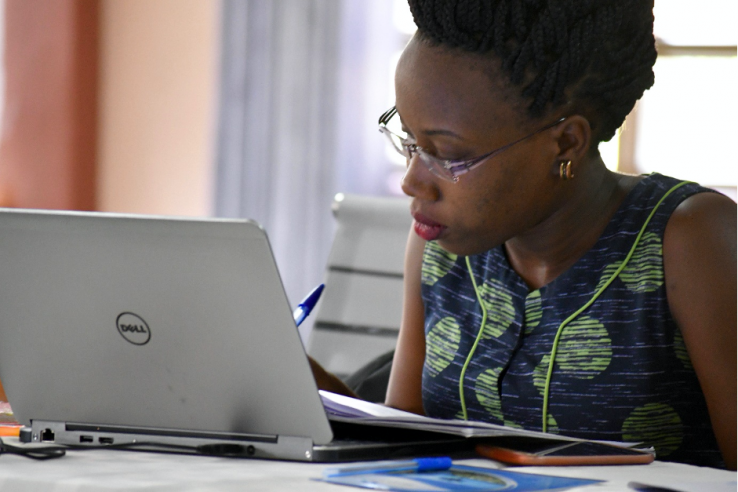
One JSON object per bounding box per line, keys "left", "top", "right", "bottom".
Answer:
{"left": 319, "top": 464, "right": 601, "bottom": 491}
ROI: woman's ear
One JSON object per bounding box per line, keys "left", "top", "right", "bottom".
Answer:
{"left": 553, "top": 115, "right": 592, "bottom": 163}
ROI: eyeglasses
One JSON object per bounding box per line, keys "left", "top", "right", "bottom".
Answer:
{"left": 378, "top": 106, "right": 566, "bottom": 183}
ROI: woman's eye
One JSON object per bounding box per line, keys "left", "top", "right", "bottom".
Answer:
{"left": 432, "top": 151, "right": 464, "bottom": 162}
{"left": 418, "top": 142, "right": 468, "bottom": 162}
{"left": 436, "top": 148, "right": 476, "bottom": 162}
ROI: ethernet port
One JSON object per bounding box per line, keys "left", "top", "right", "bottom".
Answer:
{"left": 40, "top": 428, "right": 55, "bottom": 442}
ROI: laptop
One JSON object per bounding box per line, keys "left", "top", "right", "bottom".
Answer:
{"left": 0, "top": 208, "right": 469, "bottom": 462}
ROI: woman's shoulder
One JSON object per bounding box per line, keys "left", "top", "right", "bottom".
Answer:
{"left": 618, "top": 172, "right": 715, "bottom": 202}
{"left": 663, "top": 189, "right": 736, "bottom": 271}
{"left": 668, "top": 189, "right": 736, "bottom": 232}
{"left": 637, "top": 173, "right": 735, "bottom": 237}
{"left": 612, "top": 173, "right": 728, "bottom": 232}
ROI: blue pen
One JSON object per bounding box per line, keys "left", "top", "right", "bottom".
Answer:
{"left": 292, "top": 283, "right": 325, "bottom": 327}
{"left": 323, "top": 457, "right": 453, "bottom": 477}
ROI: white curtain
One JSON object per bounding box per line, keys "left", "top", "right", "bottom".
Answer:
{"left": 214, "top": 0, "right": 403, "bottom": 341}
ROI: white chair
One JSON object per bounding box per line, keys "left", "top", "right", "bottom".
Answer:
{"left": 307, "top": 193, "right": 411, "bottom": 380}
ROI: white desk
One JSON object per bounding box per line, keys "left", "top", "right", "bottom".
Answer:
{"left": 0, "top": 440, "right": 734, "bottom": 492}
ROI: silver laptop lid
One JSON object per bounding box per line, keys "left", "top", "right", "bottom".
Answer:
{"left": 0, "top": 208, "right": 333, "bottom": 445}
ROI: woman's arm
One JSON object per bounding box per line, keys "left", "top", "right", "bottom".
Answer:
{"left": 385, "top": 230, "right": 428, "bottom": 415}
{"left": 663, "top": 192, "right": 737, "bottom": 470}
{"left": 307, "top": 356, "right": 357, "bottom": 398}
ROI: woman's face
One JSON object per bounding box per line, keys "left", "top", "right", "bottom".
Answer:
{"left": 396, "top": 36, "right": 566, "bottom": 256}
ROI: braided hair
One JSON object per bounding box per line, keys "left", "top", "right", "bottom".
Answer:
{"left": 408, "top": 0, "right": 657, "bottom": 143}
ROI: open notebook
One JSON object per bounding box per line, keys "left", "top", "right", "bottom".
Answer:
{"left": 0, "top": 208, "right": 470, "bottom": 462}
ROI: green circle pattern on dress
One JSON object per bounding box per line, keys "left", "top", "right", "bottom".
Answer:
{"left": 475, "top": 367, "right": 504, "bottom": 421}
{"left": 422, "top": 241, "right": 458, "bottom": 286}
{"left": 524, "top": 290, "right": 542, "bottom": 335}
{"left": 425, "top": 316, "right": 461, "bottom": 378}
{"left": 532, "top": 354, "right": 551, "bottom": 395}
{"left": 478, "top": 278, "right": 517, "bottom": 339}
{"left": 595, "top": 232, "right": 664, "bottom": 295}
{"left": 502, "top": 418, "right": 524, "bottom": 429}
{"left": 556, "top": 316, "right": 613, "bottom": 379}
{"left": 622, "top": 403, "right": 683, "bottom": 457}
{"left": 529, "top": 355, "right": 567, "bottom": 434}
{"left": 619, "top": 232, "right": 664, "bottom": 293}
{"left": 595, "top": 260, "right": 623, "bottom": 292}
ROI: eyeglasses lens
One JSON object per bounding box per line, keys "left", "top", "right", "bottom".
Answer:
{"left": 379, "top": 108, "right": 457, "bottom": 182}
{"left": 381, "top": 129, "right": 408, "bottom": 158}
{"left": 423, "top": 155, "right": 454, "bottom": 181}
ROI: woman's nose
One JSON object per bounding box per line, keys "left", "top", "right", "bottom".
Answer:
{"left": 401, "top": 154, "right": 440, "bottom": 201}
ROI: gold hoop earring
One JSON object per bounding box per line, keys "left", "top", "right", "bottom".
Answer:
{"left": 559, "top": 161, "right": 574, "bottom": 180}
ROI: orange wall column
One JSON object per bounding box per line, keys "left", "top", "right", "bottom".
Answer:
{"left": 0, "top": 0, "right": 99, "bottom": 211}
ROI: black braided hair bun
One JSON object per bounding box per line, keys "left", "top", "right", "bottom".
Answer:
{"left": 407, "top": 0, "right": 657, "bottom": 143}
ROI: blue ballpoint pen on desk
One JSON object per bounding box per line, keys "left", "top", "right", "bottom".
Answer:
{"left": 323, "top": 457, "right": 453, "bottom": 477}
{"left": 293, "top": 283, "right": 325, "bottom": 327}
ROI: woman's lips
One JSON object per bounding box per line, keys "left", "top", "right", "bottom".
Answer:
{"left": 412, "top": 213, "right": 447, "bottom": 241}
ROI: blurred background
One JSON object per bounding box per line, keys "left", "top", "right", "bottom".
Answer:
{"left": 0, "top": 0, "right": 735, "bottom": 343}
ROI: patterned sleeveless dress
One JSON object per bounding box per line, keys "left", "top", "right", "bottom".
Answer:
{"left": 420, "top": 173, "right": 724, "bottom": 468}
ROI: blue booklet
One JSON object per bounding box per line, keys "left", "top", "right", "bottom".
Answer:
{"left": 319, "top": 464, "right": 601, "bottom": 491}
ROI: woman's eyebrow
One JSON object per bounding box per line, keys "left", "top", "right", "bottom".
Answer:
{"left": 421, "top": 128, "right": 463, "bottom": 139}
{"left": 398, "top": 112, "right": 464, "bottom": 140}
{"left": 400, "top": 119, "right": 463, "bottom": 140}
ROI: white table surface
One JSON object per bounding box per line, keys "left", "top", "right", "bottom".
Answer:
{"left": 0, "top": 438, "right": 735, "bottom": 492}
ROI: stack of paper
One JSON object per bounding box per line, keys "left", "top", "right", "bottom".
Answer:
{"left": 320, "top": 391, "right": 578, "bottom": 442}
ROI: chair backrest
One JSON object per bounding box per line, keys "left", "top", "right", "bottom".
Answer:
{"left": 307, "top": 193, "right": 411, "bottom": 379}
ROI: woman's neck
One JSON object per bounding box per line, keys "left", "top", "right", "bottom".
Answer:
{"left": 504, "top": 159, "right": 639, "bottom": 290}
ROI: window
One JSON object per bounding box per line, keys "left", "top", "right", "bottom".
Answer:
{"left": 627, "top": 0, "right": 737, "bottom": 199}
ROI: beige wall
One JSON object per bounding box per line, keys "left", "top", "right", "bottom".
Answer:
{"left": 98, "top": 0, "right": 219, "bottom": 216}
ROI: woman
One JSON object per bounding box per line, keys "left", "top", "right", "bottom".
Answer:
{"left": 314, "top": 0, "right": 736, "bottom": 469}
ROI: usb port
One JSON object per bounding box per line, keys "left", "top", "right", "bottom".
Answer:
{"left": 79, "top": 435, "right": 93, "bottom": 443}
{"left": 98, "top": 437, "right": 114, "bottom": 445}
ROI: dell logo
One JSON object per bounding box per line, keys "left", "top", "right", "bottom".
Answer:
{"left": 120, "top": 324, "right": 147, "bottom": 333}
{"left": 116, "top": 312, "right": 151, "bottom": 345}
